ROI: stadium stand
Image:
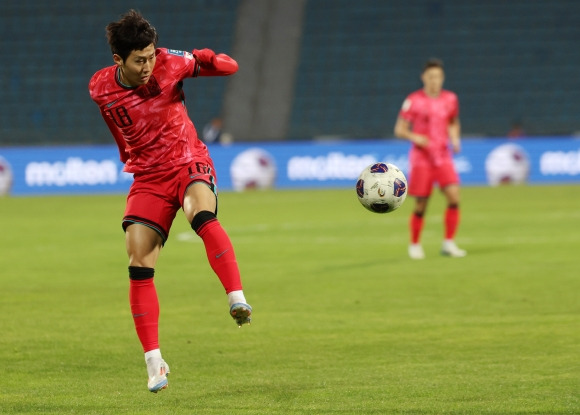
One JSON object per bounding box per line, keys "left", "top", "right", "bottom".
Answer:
{"left": 0, "top": 0, "right": 237, "bottom": 145}
{"left": 0, "top": 1, "right": 579, "bottom": 145}
{"left": 289, "top": 0, "right": 580, "bottom": 139}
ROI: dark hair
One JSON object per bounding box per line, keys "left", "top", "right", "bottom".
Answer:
{"left": 422, "top": 58, "right": 444, "bottom": 73}
{"left": 106, "top": 9, "right": 158, "bottom": 61}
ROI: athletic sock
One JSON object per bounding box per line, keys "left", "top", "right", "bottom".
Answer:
{"left": 144, "top": 348, "right": 162, "bottom": 362}
{"left": 445, "top": 205, "right": 460, "bottom": 240}
{"left": 195, "top": 217, "right": 243, "bottom": 293}
{"left": 410, "top": 213, "right": 424, "bottom": 244}
{"left": 227, "top": 290, "right": 247, "bottom": 307}
{"left": 129, "top": 269, "right": 160, "bottom": 353}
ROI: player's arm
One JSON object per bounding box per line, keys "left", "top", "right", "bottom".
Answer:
{"left": 101, "top": 110, "right": 129, "bottom": 163}
{"left": 394, "top": 117, "right": 429, "bottom": 148}
{"left": 448, "top": 116, "right": 461, "bottom": 153}
{"left": 193, "top": 48, "right": 238, "bottom": 76}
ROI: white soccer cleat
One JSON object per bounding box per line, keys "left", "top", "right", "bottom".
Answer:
{"left": 230, "top": 303, "right": 252, "bottom": 327}
{"left": 441, "top": 240, "right": 467, "bottom": 257}
{"left": 408, "top": 243, "right": 426, "bottom": 260}
{"left": 146, "top": 357, "right": 170, "bottom": 393}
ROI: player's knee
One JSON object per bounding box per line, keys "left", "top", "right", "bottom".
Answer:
{"left": 191, "top": 210, "right": 217, "bottom": 234}
{"left": 128, "top": 266, "right": 155, "bottom": 280}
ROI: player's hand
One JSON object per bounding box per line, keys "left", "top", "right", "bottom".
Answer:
{"left": 411, "top": 134, "right": 429, "bottom": 148}
{"left": 193, "top": 48, "right": 217, "bottom": 69}
{"left": 451, "top": 141, "right": 461, "bottom": 153}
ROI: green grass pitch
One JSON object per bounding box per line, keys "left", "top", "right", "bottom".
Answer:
{"left": 0, "top": 184, "right": 578, "bottom": 414}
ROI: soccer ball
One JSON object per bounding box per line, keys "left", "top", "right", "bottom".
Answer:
{"left": 230, "top": 147, "right": 277, "bottom": 191}
{"left": 0, "top": 156, "right": 13, "bottom": 196}
{"left": 485, "top": 143, "right": 530, "bottom": 186}
{"left": 356, "top": 162, "right": 408, "bottom": 213}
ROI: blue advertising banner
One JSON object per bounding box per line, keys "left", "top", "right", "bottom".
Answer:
{"left": 210, "top": 137, "right": 580, "bottom": 190}
{"left": 0, "top": 137, "right": 579, "bottom": 196}
{"left": 0, "top": 145, "right": 132, "bottom": 196}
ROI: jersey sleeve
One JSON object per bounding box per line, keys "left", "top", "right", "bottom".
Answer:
{"left": 88, "top": 69, "right": 130, "bottom": 164}
{"left": 101, "top": 111, "right": 129, "bottom": 163}
{"left": 160, "top": 47, "right": 238, "bottom": 78}
{"left": 449, "top": 93, "right": 459, "bottom": 119}
{"left": 192, "top": 48, "right": 239, "bottom": 77}
{"left": 398, "top": 95, "right": 415, "bottom": 122}
{"left": 160, "top": 48, "right": 198, "bottom": 79}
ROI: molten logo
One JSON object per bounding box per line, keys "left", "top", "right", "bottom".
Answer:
{"left": 0, "top": 156, "right": 13, "bottom": 196}
{"left": 25, "top": 157, "right": 119, "bottom": 187}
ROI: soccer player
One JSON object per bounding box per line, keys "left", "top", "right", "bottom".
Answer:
{"left": 89, "top": 10, "right": 252, "bottom": 392}
{"left": 394, "top": 58, "right": 467, "bottom": 259}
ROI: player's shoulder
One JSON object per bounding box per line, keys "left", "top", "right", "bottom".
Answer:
{"left": 406, "top": 89, "right": 432, "bottom": 105}
{"left": 407, "top": 89, "right": 425, "bottom": 100}
{"left": 89, "top": 66, "right": 114, "bottom": 84}
{"left": 402, "top": 89, "right": 427, "bottom": 107}
{"left": 88, "top": 66, "right": 116, "bottom": 99}
{"left": 440, "top": 89, "right": 458, "bottom": 100}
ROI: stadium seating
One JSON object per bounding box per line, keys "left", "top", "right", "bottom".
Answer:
{"left": 0, "top": 0, "right": 237, "bottom": 145}
{"left": 288, "top": 0, "right": 580, "bottom": 139}
{"left": 1, "top": 1, "right": 579, "bottom": 145}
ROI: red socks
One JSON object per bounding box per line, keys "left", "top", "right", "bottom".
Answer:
{"left": 410, "top": 213, "right": 424, "bottom": 244}
{"left": 195, "top": 216, "right": 243, "bottom": 294}
{"left": 410, "top": 206, "right": 460, "bottom": 243}
{"left": 445, "top": 205, "right": 460, "bottom": 240}
{"left": 129, "top": 272, "right": 160, "bottom": 353}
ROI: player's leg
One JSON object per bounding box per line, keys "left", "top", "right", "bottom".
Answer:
{"left": 407, "top": 165, "right": 432, "bottom": 259}
{"left": 125, "top": 223, "right": 171, "bottom": 392}
{"left": 408, "top": 197, "right": 428, "bottom": 259}
{"left": 183, "top": 181, "right": 252, "bottom": 327}
{"left": 123, "top": 178, "right": 177, "bottom": 392}
{"left": 442, "top": 182, "right": 461, "bottom": 241}
{"left": 126, "top": 223, "right": 163, "bottom": 356}
{"left": 440, "top": 178, "right": 466, "bottom": 257}
{"left": 411, "top": 196, "right": 429, "bottom": 242}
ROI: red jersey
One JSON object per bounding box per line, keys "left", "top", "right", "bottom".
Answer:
{"left": 89, "top": 48, "right": 237, "bottom": 173}
{"left": 398, "top": 89, "right": 459, "bottom": 167}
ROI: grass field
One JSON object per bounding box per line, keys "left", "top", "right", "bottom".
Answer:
{"left": 0, "top": 184, "right": 578, "bottom": 414}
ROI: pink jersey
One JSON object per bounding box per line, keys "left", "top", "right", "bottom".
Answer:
{"left": 89, "top": 48, "right": 220, "bottom": 173}
{"left": 399, "top": 89, "right": 459, "bottom": 167}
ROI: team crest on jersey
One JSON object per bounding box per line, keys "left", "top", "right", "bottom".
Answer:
{"left": 167, "top": 49, "right": 185, "bottom": 56}
{"left": 167, "top": 49, "right": 193, "bottom": 60}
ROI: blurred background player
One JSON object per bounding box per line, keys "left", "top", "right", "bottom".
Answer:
{"left": 394, "top": 58, "right": 466, "bottom": 259}
{"left": 89, "top": 10, "right": 252, "bottom": 392}
{"left": 201, "top": 117, "right": 223, "bottom": 144}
